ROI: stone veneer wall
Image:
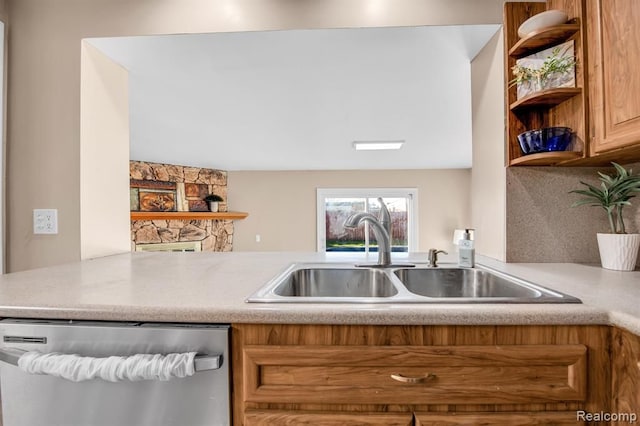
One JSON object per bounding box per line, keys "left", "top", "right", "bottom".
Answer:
{"left": 130, "top": 161, "right": 233, "bottom": 251}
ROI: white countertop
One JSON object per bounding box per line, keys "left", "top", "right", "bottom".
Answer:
{"left": 0, "top": 251, "right": 638, "bottom": 334}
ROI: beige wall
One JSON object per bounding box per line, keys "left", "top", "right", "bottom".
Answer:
{"left": 0, "top": 0, "right": 6, "bottom": 275}
{"left": 80, "top": 42, "right": 131, "bottom": 260}
{"left": 6, "top": 0, "right": 507, "bottom": 271}
{"left": 229, "top": 169, "right": 471, "bottom": 253}
{"left": 470, "top": 29, "right": 506, "bottom": 261}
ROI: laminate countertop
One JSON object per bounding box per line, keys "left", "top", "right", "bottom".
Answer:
{"left": 0, "top": 252, "right": 638, "bottom": 334}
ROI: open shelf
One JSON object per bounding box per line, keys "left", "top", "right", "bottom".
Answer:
{"left": 510, "top": 88, "right": 581, "bottom": 110}
{"left": 131, "top": 211, "right": 249, "bottom": 221}
{"left": 509, "top": 151, "right": 582, "bottom": 166}
{"left": 509, "top": 23, "right": 580, "bottom": 58}
{"left": 504, "top": 3, "right": 588, "bottom": 168}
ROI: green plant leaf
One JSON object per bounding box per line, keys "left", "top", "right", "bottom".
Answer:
{"left": 571, "top": 162, "right": 640, "bottom": 233}
{"left": 570, "top": 200, "right": 603, "bottom": 208}
{"left": 612, "top": 162, "right": 629, "bottom": 178}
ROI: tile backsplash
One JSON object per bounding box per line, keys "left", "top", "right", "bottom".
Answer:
{"left": 506, "top": 164, "right": 640, "bottom": 264}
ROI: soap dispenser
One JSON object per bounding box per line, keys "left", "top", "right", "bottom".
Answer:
{"left": 457, "top": 229, "right": 475, "bottom": 268}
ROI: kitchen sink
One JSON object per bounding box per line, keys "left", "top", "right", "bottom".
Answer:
{"left": 246, "top": 263, "right": 581, "bottom": 304}
{"left": 272, "top": 268, "right": 397, "bottom": 298}
{"left": 393, "top": 268, "right": 541, "bottom": 298}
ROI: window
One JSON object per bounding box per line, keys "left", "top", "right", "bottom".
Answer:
{"left": 316, "top": 188, "right": 418, "bottom": 253}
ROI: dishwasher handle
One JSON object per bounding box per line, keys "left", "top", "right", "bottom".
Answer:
{"left": 0, "top": 347, "right": 223, "bottom": 372}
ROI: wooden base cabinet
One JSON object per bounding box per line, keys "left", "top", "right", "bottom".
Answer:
{"left": 414, "top": 412, "right": 583, "bottom": 425}
{"left": 231, "top": 324, "right": 610, "bottom": 425}
{"left": 244, "top": 410, "right": 413, "bottom": 426}
{"left": 611, "top": 328, "right": 640, "bottom": 425}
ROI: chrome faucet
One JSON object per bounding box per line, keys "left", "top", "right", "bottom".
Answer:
{"left": 343, "top": 200, "right": 392, "bottom": 267}
{"left": 376, "top": 197, "right": 391, "bottom": 237}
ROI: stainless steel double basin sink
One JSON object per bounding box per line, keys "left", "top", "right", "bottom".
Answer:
{"left": 246, "top": 263, "right": 581, "bottom": 304}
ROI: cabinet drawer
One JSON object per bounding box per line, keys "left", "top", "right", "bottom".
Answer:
{"left": 245, "top": 410, "right": 413, "bottom": 426}
{"left": 414, "top": 411, "right": 584, "bottom": 425}
{"left": 243, "top": 344, "right": 587, "bottom": 405}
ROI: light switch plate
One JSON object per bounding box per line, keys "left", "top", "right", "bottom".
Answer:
{"left": 33, "top": 209, "right": 58, "bottom": 234}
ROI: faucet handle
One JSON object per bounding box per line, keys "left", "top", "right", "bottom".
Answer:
{"left": 427, "top": 249, "right": 448, "bottom": 267}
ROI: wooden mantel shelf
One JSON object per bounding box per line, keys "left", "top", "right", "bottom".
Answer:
{"left": 131, "top": 211, "right": 249, "bottom": 221}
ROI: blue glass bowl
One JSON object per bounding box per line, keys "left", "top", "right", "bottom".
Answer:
{"left": 517, "top": 129, "right": 542, "bottom": 155}
{"left": 517, "top": 127, "right": 572, "bottom": 155}
{"left": 541, "top": 127, "right": 573, "bottom": 151}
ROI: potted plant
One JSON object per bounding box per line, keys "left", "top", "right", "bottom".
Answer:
{"left": 570, "top": 162, "right": 640, "bottom": 271}
{"left": 203, "top": 194, "right": 223, "bottom": 213}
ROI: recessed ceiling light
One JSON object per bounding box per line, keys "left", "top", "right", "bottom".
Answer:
{"left": 352, "top": 140, "right": 405, "bottom": 151}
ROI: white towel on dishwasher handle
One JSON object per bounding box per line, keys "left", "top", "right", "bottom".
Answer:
{"left": 17, "top": 351, "right": 198, "bottom": 382}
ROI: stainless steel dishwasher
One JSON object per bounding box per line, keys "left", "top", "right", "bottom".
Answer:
{"left": 0, "top": 319, "right": 230, "bottom": 426}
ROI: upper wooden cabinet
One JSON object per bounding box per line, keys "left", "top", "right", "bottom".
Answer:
{"left": 504, "top": 0, "right": 640, "bottom": 166}
{"left": 587, "top": 0, "right": 640, "bottom": 156}
{"left": 504, "top": 1, "right": 588, "bottom": 166}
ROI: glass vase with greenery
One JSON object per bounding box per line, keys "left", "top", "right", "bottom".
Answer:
{"left": 509, "top": 47, "right": 576, "bottom": 90}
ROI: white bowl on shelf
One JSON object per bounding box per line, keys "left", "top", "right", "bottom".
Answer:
{"left": 518, "top": 10, "right": 568, "bottom": 38}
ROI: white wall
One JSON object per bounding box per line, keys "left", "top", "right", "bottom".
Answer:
{"left": 470, "top": 30, "right": 506, "bottom": 261}
{"left": 80, "top": 42, "right": 131, "bottom": 260}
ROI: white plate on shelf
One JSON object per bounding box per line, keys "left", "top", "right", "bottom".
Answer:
{"left": 518, "top": 10, "right": 568, "bottom": 38}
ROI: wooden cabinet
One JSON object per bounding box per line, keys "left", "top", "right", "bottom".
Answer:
{"left": 504, "top": 0, "right": 640, "bottom": 166}
{"left": 586, "top": 0, "right": 640, "bottom": 157}
{"left": 242, "top": 345, "right": 586, "bottom": 405}
{"left": 611, "top": 327, "right": 640, "bottom": 424}
{"left": 244, "top": 411, "right": 413, "bottom": 426}
{"left": 231, "top": 324, "right": 610, "bottom": 425}
{"left": 504, "top": 1, "right": 588, "bottom": 166}
{"left": 414, "top": 412, "right": 582, "bottom": 425}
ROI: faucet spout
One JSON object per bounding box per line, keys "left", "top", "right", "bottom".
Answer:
{"left": 377, "top": 197, "right": 391, "bottom": 237}
{"left": 343, "top": 212, "right": 392, "bottom": 267}
{"left": 343, "top": 212, "right": 375, "bottom": 229}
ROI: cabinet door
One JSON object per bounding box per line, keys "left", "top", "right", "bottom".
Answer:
{"left": 588, "top": 0, "right": 640, "bottom": 153}
{"left": 244, "top": 410, "right": 413, "bottom": 426}
{"left": 414, "top": 412, "right": 584, "bottom": 425}
{"left": 611, "top": 328, "right": 640, "bottom": 424}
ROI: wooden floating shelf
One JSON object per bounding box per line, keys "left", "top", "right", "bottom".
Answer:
{"left": 510, "top": 88, "right": 581, "bottom": 110}
{"left": 131, "top": 211, "right": 249, "bottom": 221}
{"left": 509, "top": 151, "right": 583, "bottom": 166}
{"left": 509, "top": 24, "right": 580, "bottom": 58}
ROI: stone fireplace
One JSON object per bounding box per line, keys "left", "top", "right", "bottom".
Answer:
{"left": 129, "top": 161, "right": 234, "bottom": 252}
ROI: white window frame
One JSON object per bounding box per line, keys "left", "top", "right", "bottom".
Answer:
{"left": 316, "top": 188, "right": 418, "bottom": 253}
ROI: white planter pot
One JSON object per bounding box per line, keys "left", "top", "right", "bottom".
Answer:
{"left": 596, "top": 233, "right": 640, "bottom": 271}
{"left": 208, "top": 201, "right": 219, "bottom": 213}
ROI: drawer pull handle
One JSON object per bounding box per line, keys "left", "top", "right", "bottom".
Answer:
{"left": 390, "top": 373, "right": 436, "bottom": 384}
